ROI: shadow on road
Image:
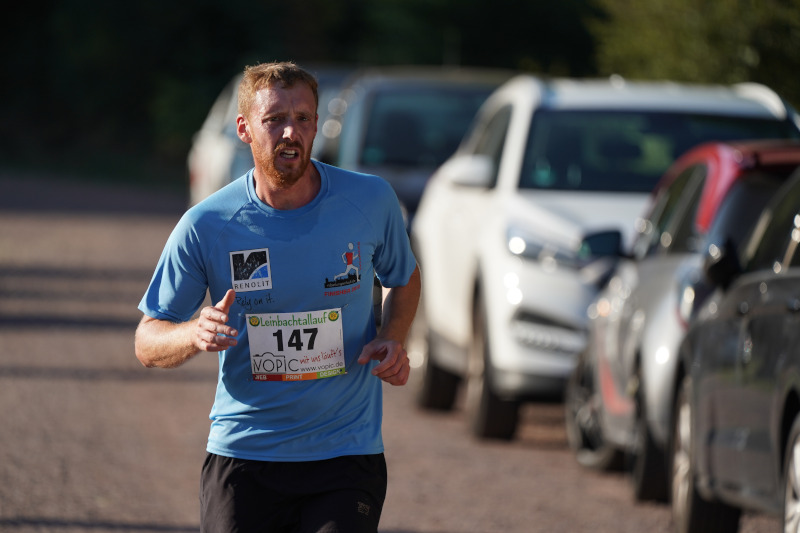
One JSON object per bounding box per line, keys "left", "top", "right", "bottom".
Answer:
{"left": 0, "top": 517, "right": 199, "bottom": 532}
{"left": 0, "top": 173, "right": 187, "bottom": 215}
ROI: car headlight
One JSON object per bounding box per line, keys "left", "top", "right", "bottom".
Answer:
{"left": 506, "top": 226, "right": 591, "bottom": 270}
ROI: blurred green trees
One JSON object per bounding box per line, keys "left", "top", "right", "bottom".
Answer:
{"left": 2, "top": 0, "right": 799, "bottom": 185}
{"left": 591, "top": 0, "right": 800, "bottom": 107}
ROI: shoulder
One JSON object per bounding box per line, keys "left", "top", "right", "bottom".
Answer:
{"left": 175, "top": 175, "right": 249, "bottom": 240}
{"left": 315, "top": 161, "right": 397, "bottom": 201}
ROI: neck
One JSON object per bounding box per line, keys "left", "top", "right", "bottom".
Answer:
{"left": 254, "top": 164, "right": 320, "bottom": 210}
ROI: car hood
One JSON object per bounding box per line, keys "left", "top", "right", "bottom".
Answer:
{"left": 505, "top": 189, "right": 650, "bottom": 250}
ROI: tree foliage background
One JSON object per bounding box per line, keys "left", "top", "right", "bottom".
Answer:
{"left": 2, "top": 0, "right": 799, "bottom": 187}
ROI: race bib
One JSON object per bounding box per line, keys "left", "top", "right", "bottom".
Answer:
{"left": 245, "top": 308, "right": 345, "bottom": 381}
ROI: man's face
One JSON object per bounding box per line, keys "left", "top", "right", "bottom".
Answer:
{"left": 239, "top": 82, "right": 318, "bottom": 189}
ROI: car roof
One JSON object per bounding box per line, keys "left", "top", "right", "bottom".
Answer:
{"left": 499, "top": 75, "right": 795, "bottom": 120}
{"left": 338, "top": 65, "right": 515, "bottom": 93}
{"left": 655, "top": 139, "right": 800, "bottom": 233}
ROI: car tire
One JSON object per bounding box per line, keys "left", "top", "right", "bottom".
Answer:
{"left": 465, "top": 292, "right": 519, "bottom": 440}
{"left": 671, "top": 374, "right": 740, "bottom": 533}
{"left": 631, "top": 370, "right": 669, "bottom": 502}
{"left": 782, "top": 413, "right": 800, "bottom": 531}
{"left": 411, "top": 296, "right": 460, "bottom": 411}
{"left": 564, "top": 349, "right": 625, "bottom": 471}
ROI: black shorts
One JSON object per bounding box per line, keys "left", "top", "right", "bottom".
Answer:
{"left": 199, "top": 452, "right": 387, "bottom": 533}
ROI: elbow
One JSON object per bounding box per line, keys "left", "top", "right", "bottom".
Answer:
{"left": 134, "top": 343, "right": 157, "bottom": 368}
{"left": 134, "top": 322, "right": 158, "bottom": 368}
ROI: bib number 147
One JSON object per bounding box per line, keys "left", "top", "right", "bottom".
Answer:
{"left": 273, "top": 328, "right": 318, "bottom": 352}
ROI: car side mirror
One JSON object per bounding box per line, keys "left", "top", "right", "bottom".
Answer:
{"left": 441, "top": 154, "right": 495, "bottom": 188}
{"left": 703, "top": 239, "right": 742, "bottom": 289}
{"left": 580, "top": 229, "right": 625, "bottom": 259}
{"left": 578, "top": 229, "right": 626, "bottom": 289}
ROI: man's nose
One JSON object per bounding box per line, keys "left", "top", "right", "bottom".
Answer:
{"left": 282, "top": 119, "right": 299, "bottom": 140}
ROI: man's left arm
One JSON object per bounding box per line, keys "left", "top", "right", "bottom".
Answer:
{"left": 357, "top": 264, "right": 421, "bottom": 385}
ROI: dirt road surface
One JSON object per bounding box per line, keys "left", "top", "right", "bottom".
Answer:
{"left": 0, "top": 173, "right": 781, "bottom": 532}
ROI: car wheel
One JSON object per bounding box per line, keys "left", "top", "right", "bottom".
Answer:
{"left": 465, "top": 292, "right": 519, "bottom": 440}
{"left": 564, "top": 349, "right": 625, "bottom": 471}
{"left": 671, "top": 374, "right": 740, "bottom": 533}
{"left": 631, "top": 371, "right": 668, "bottom": 502}
{"left": 782, "top": 413, "right": 800, "bottom": 531}
{"left": 410, "top": 295, "right": 460, "bottom": 411}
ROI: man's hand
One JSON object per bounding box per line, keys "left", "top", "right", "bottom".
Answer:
{"left": 195, "top": 289, "right": 238, "bottom": 352}
{"left": 357, "top": 338, "right": 410, "bottom": 386}
{"left": 136, "top": 289, "right": 240, "bottom": 369}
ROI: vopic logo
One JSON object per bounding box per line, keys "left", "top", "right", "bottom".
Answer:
{"left": 230, "top": 248, "right": 272, "bottom": 292}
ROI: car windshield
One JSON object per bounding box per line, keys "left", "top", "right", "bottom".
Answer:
{"left": 520, "top": 110, "right": 799, "bottom": 192}
{"left": 360, "top": 85, "right": 494, "bottom": 168}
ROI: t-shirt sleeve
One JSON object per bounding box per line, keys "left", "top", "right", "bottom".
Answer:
{"left": 372, "top": 181, "right": 418, "bottom": 288}
{"left": 138, "top": 213, "right": 210, "bottom": 322}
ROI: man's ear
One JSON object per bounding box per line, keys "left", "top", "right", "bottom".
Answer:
{"left": 236, "top": 115, "right": 251, "bottom": 144}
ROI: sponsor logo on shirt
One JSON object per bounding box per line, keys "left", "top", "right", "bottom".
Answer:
{"left": 324, "top": 242, "right": 362, "bottom": 295}
{"left": 230, "top": 248, "right": 272, "bottom": 292}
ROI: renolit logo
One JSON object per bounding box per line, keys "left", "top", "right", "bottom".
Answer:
{"left": 230, "top": 248, "right": 272, "bottom": 292}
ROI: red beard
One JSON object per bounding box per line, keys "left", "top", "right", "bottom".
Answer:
{"left": 254, "top": 142, "right": 312, "bottom": 189}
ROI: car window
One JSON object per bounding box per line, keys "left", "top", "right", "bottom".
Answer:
{"left": 519, "top": 110, "right": 798, "bottom": 193}
{"left": 745, "top": 171, "right": 800, "bottom": 272}
{"left": 359, "top": 85, "right": 494, "bottom": 168}
{"left": 631, "top": 165, "right": 704, "bottom": 259}
{"left": 662, "top": 167, "right": 708, "bottom": 254}
{"left": 470, "top": 104, "right": 513, "bottom": 189}
{"left": 704, "top": 173, "right": 789, "bottom": 258}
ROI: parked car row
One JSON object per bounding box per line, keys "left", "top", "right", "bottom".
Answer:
{"left": 564, "top": 140, "right": 800, "bottom": 498}
{"left": 671, "top": 165, "right": 800, "bottom": 532}
{"left": 187, "top": 64, "right": 800, "bottom": 532}
{"left": 560, "top": 141, "right": 800, "bottom": 530}
{"left": 408, "top": 74, "right": 800, "bottom": 444}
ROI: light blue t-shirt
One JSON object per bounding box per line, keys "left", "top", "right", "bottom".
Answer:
{"left": 138, "top": 161, "right": 417, "bottom": 461}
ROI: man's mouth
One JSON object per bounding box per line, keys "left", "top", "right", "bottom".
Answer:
{"left": 278, "top": 146, "right": 300, "bottom": 159}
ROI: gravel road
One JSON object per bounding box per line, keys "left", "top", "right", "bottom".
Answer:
{"left": 0, "top": 173, "right": 782, "bottom": 532}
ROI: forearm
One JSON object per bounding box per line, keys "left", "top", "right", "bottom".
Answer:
{"left": 135, "top": 315, "right": 201, "bottom": 369}
{"left": 378, "top": 265, "right": 421, "bottom": 344}
{"left": 135, "top": 290, "right": 238, "bottom": 369}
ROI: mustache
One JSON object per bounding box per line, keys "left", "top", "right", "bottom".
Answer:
{"left": 275, "top": 141, "right": 304, "bottom": 152}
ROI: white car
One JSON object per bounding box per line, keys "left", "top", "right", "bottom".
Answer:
{"left": 410, "top": 74, "right": 800, "bottom": 440}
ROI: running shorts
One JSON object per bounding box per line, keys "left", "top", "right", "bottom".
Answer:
{"left": 199, "top": 452, "right": 388, "bottom": 533}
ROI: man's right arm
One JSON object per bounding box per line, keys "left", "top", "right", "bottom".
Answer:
{"left": 135, "top": 289, "right": 238, "bottom": 368}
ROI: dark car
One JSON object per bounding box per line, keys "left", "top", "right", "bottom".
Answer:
{"left": 316, "top": 66, "right": 513, "bottom": 228}
{"left": 565, "top": 141, "right": 800, "bottom": 503}
{"left": 671, "top": 167, "right": 800, "bottom": 532}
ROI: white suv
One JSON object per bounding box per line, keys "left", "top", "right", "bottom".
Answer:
{"left": 409, "top": 74, "right": 800, "bottom": 440}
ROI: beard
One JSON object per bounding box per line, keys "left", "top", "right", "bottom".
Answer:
{"left": 253, "top": 141, "right": 313, "bottom": 189}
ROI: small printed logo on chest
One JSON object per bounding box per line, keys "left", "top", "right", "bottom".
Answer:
{"left": 230, "top": 248, "right": 272, "bottom": 292}
{"left": 324, "top": 242, "right": 361, "bottom": 291}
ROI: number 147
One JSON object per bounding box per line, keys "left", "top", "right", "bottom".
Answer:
{"left": 273, "top": 328, "right": 318, "bottom": 351}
